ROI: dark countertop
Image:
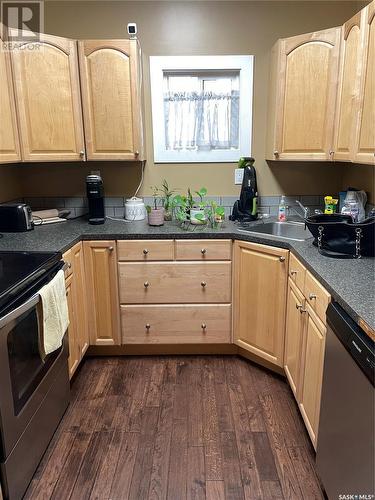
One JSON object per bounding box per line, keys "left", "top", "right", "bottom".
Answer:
{"left": 0, "top": 217, "right": 374, "bottom": 330}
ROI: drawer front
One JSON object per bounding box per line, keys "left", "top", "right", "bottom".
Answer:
{"left": 118, "top": 262, "right": 232, "bottom": 304}
{"left": 121, "top": 304, "right": 231, "bottom": 344}
{"left": 304, "top": 271, "right": 331, "bottom": 323}
{"left": 175, "top": 239, "right": 232, "bottom": 261}
{"left": 289, "top": 253, "right": 306, "bottom": 292}
{"left": 117, "top": 240, "right": 174, "bottom": 261}
{"left": 62, "top": 248, "right": 73, "bottom": 278}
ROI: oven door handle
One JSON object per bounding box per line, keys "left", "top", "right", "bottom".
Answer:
{"left": 0, "top": 293, "right": 40, "bottom": 329}
{"left": 0, "top": 262, "right": 68, "bottom": 329}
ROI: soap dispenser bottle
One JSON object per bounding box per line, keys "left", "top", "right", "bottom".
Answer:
{"left": 278, "top": 196, "right": 286, "bottom": 222}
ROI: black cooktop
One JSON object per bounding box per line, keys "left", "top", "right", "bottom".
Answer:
{"left": 0, "top": 251, "right": 61, "bottom": 314}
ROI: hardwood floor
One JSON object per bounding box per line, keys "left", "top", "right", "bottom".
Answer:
{"left": 24, "top": 356, "right": 324, "bottom": 500}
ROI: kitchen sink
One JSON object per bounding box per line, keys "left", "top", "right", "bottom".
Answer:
{"left": 237, "top": 221, "right": 313, "bottom": 242}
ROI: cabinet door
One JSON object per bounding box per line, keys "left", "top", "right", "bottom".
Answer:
{"left": 354, "top": 2, "right": 375, "bottom": 164}
{"left": 299, "top": 306, "right": 326, "bottom": 449}
{"left": 78, "top": 40, "right": 142, "bottom": 160}
{"left": 284, "top": 280, "right": 305, "bottom": 397}
{"left": 71, "top": 243, "right": 89, "bottom": 357}
{"left": 233, "top": 241, "right": 288, "bottom": 367}
{"left": 11, "top": 32, "right": 85, "bottom": 161}
{"left": 83, "top": 241, "right": 121, "bottom": 346}
{"left": 271, "top": 28, "right": 340, "bottom": 161}
{"left": 65, "top": 275, "right": 80, "bottom": 379}
{"left": 333, "top": 11, "right": 364, "bottom": 161}
{"left": 0, "top": 35, "right": 21, "bottom": 163}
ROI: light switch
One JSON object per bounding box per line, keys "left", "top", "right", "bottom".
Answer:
{"left": 235, "top": 168, "right": 244, "bottom": 185}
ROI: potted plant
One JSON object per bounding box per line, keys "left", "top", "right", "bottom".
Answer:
{"left": 146, "top": 186, "right": 165, "bottom": 226}
{"left": 190, "top": 187, "right": 208, "bottom": 225}
{"left": 159, "top": 179, "right": 177, "bottom": 221}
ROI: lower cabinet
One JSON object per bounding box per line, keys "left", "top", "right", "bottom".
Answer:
{"left": 284, "top": 265, "right": 328, "bottom": 449}
{"left": 63, "top": 242, "right": 89, "bottom": 379}
{"left": 83, "top": 240, "right": 121, "bottom": 346}
{"left": 118, "top": 239, "right": 232, "bottom": 344}
{"left": 65, "top": 274, "right": 79, "bottom": 378}
{"left": 284, "top": 279, "right": 305, "bottom": 396}
{"left": 298, "top": 306, "right": 326, "bottom": 448}
{"left": 233, "top": 241, "right": 289, "bottom": 367}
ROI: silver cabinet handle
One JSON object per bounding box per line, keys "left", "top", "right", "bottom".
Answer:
{"left": 201, "top": 323, "right": 207, "bottom": 330}
{"left": 290, "top": 270, "right": 297, "bottom": 275}
{"left": 144, "top": 281, "right": 150, "bottom": 288}
{"left": 67, "top": 262, "right": 72, "bottom": 269}
{"left": 279, "top": 256, "right": 285, "bottom": 262}
{"left": 201, "top": 281, "right": 207, "bottom": 287}
{"left": 79, "top": 150, "right": 85, "bottom": 158}
{"left": 296, "top": 303, "right": 303, "bottom": 310}
{"left": 274, "top": 150, "right": 279, "bottom": 156}
{"left": 143, "top": 249, "right": 149, "bottom": 255}
{"left": 135, "top": 151, "right": 139, "bottom": 156}
{"left": 108, "top": 246, "right": 114, "bottom": 252}
{"left": 309, "top": 293, "right": 317, "bottom": 300}
{"left": 145, "top": 323, "right": 151, "bottom": 331}
{"left": 201, "top": 248, "right": 207, "bottom": 255}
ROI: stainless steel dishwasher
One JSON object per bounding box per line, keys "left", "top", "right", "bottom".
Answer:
{"left": 316, "top": 302, "right": 375, "bottom": 499}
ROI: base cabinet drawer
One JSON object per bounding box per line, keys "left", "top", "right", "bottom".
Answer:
{"left": 118, "top": 262, "right": 232, "bottom": 303}
{"left": 121, "top": 304, "right": 231, "bottom": 343}
{"left": 175, "top": 239, "right": 232, "bottom": 260}
{"left": 117, "top": 240, "right": 174, "bottom": 261}
{"left": 304, "top": 270, "right": 331, "bottom": 323}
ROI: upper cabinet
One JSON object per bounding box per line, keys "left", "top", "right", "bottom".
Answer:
{"left": 266, "top": 28, "right": 341, "bottom": 161}
{"left": 78, "top": 39, "right": 143, "bottom": 161}
{"left": 354, "top": 2, "right": 375, "bottom": 165}
{"left": 0, "top": 34, "right": 21, "bottom": 163}
{"left": 10, "top": 33, "right": 85, "bottom": 162}
{"left": 333, "top": 11, "right": 364, "bottom": 161}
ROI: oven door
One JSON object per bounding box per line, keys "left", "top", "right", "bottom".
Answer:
{"left": 0, "top": 292, "right": 68, "bottom": 459}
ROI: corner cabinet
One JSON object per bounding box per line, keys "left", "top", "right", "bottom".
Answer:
{"left": 233, "top": 241, "right": 288, "bottom": 367}
{"left": 0, "top": 35, "right": 21, "bottom": 163}
{"left": 354, "top": 1, "right": 375, "bottom": 164}
{"left": 78, "top": 39, "right": 143, "bottom": 161}
{"left": 83, "top": 241, "right": 121, "bottom": 346}
{"left": 266, "top": 27, "right": 340, "bottom": 161}
{"left": 10, "top": 32, "right": 85, "bottom": 162}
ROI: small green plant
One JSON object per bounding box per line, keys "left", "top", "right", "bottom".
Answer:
{"left": 145, "top": 185, "right": 163, "bottom": 213}
{"left": 172, "top": 188, "right": 225, "bottom": 229}
{"left": 160, "top": 179, "right": 177, "bottom": 212}
{"left": 194, "top": 187, "right": 207, "bottom": 209}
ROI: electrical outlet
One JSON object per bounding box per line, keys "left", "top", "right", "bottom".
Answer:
{"left": 235, "top": 168, "right": 244, "bottom": 185}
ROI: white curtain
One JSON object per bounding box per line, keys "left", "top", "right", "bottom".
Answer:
{"left": 164, "top": 91, "right": 239, "bottom": 151}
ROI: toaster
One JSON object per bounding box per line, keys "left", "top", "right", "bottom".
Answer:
{"left": 0, "top": 203, "right": 34, "bottom": 232}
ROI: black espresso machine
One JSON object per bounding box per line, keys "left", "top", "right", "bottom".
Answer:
{"left": 230, "top": 157, "right": 258, "bottom": 222}
{"left": 86, "top": 174, "right": 105, "bottom": 224}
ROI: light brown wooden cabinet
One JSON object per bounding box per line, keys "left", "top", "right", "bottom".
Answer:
{"left": 78, "top": 39, "right": 143, "bottom": 160}
{"left": 298, "top": 305, "right": 326, "bottom": 448}
{"left": 63, "top": 242, "right": 89, "bottom": 378}
{"left": 266, "top": 27, "right": 340, "bottom": 161}
{"left": 354, "top": 1, "right": 375, "bottom": 164}
{"left": 333, "top": 10, "right": 364, "bottom": 161}
{"left": 65, "top": 274, "right": 80, "bottom": 379}
{"left": 233, "top": 241, "right": 289, "bottom": 367}
{"left": 10, "top": 32, "right": 85, "bottom": 162}
{"left": 284, "top": 279, "right": 305, "bottom": 397}
{"left": 0, "top": 35, "right": 21, "bottom": 163}
{"left": 83, "top": 240, "right": 121, "bottom": 346}
{"left": 284, "top": 253, "right": 330, "bottom": 448}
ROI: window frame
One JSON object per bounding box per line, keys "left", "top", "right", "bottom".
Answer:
{"left": 150, "top": 55, "right": 254, "bottom": 163}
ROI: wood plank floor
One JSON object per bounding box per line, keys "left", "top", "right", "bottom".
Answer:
{"left": 25, "top": 356, "right": 325, "bottom": 500}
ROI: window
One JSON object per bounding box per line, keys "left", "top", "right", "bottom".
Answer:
{"left": 150, "top": 55, "right": 253, "bottom": 163}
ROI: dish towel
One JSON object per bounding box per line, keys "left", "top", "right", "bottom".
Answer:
{"left": 38, "top": 269, "right": 69, "bottom": 359}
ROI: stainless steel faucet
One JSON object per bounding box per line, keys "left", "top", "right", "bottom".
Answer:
{"left": 295, "top": 200, "right": 310, "bottom": 219}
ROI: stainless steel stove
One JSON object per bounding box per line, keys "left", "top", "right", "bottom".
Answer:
{"left": 0, "top": 251, "right": 70, "bottom": 500}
